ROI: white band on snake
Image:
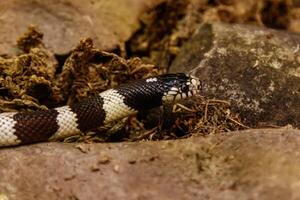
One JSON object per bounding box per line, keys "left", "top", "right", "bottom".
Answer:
{"left": 0, "top": 73, "right": 201, "bottom": 147}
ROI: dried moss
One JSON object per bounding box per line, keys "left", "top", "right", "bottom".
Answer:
{"left": 0, "top": 27, "right": 57, "bottom": 112}
{"left": 54, "top": 38, "right": 164, "bottom": 105}
{"left": 17, "top": 26, "right": 44, "bottom": 53}
{"left": 0, "top": 26, "right": 246, "bottom": 144}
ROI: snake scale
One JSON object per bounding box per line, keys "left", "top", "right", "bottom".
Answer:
{"left": 0, "top": 73, "right": 201, "bottom": 147}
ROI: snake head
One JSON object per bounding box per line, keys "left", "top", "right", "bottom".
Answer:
{"left": 116, "top": 73, "right": 202, "bottom": 111}
{"left": 159, "top": 73, "right": 202, "bottom": 103}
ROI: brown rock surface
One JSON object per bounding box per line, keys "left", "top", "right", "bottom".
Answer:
{"left": 0, "top": 0, "right": 161, "bottom": 55}
{"left": 0, "top": 128, "right": 300, "bottom": 200}
{"left": 170, "top": 23, "right": 300, "bottom": 128}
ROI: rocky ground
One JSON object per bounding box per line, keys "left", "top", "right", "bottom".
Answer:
{"left": 0, "top": 0, "right": 300, "bottom": 200}
{"left": 1, "top": 128, "right": 300, "bottom": 200}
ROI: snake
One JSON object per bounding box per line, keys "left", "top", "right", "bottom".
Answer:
{"left": 0, "top": 73, "right": 201, "bottom": 147}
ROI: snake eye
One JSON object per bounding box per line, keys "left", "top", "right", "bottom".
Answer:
{"left": 181, "top": 84, "right": 189, "bottom": 93}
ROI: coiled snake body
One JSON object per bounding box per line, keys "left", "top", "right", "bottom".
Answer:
{"left": 0, "top": 73, "right": 201, "bottom": 147}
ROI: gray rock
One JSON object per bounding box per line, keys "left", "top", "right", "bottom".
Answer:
{"left": 0, "top": 128, "right": 300, "bottom": 200}
{"left": 170, "top": 23, "right": 300, "bottom": 128}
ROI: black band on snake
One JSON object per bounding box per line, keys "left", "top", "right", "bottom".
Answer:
{"left": 0, "top": 73, "right": 201, "bottom": 147}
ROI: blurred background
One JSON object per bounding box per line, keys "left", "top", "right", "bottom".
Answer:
{"left": 1, "top": 0, "right": 298, "bottom": 61}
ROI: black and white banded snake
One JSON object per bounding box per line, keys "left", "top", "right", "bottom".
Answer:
{"left": 0, "top": 73, "right": 201, "bottom": 147}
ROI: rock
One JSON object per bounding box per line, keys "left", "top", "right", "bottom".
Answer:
{"left": 0, "top": 128, "right": 300, "bottom": 200}
{"left": 170, "top": 23, "right": 300, "bottom": 128}
{"left": 0, "top": 0, "right": 161, "bottom": 55}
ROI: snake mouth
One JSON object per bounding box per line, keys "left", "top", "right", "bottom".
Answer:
{"left": 189, "top": 75, "right": 201, "bottom": 93}
{"left": 162, "top": 75, "right": 201, "bottom": 102}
